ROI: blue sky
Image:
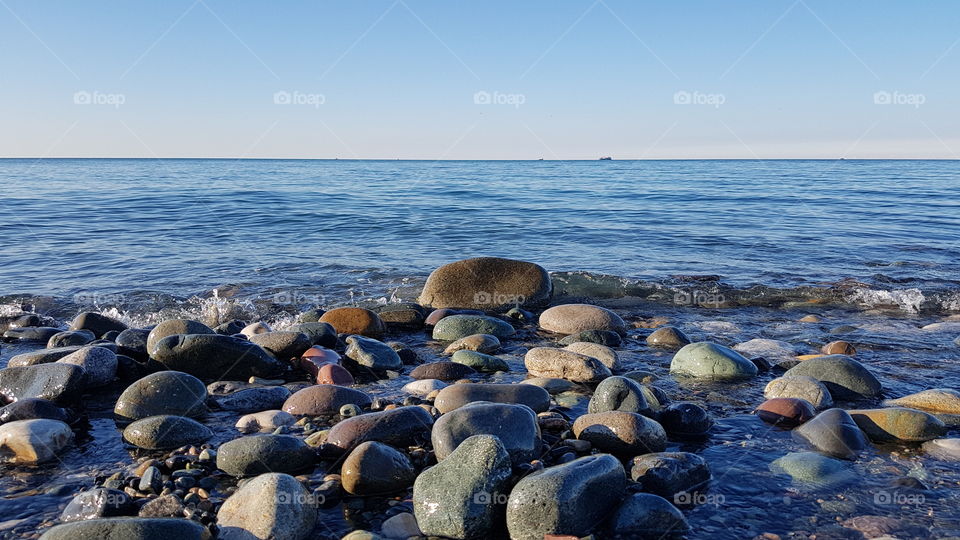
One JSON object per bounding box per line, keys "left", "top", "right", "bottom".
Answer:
{"left": 1, "top": 0, "right": 958, "bottom": 159}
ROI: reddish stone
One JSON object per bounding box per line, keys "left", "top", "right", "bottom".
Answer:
{"left": 822, "top": 340, "right": 857, "bottom": 355}
{"left": 302, "top": 346, "right": 341, "bottom": 363}
{"left": 424, "top": 308, "right": 459, "bottom": 327}
{"left": 316, "top": 363, "right": 355, "bottom": 385}
{"left": 319, "top": 307, "right": 385, "bottom": 338}
{"left": 755, "top": 397, "right": 816, "bottom": 427}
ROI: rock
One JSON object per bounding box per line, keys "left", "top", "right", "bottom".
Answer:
{"left": 538, "top": 304, "right": 626, "bottom": 336}
{"left": 410, "top": 362, "right": 476, "bottom": 381}
{"left": 344, "top": 335, "right": 403, "bottom": 372}
{"left": 145, "top": 319, "right": 215, "bottom": 353}
{"left": 287, "top": 322, "right": 338, "bottom": 348}
{"left": 783, "top": 355, "right": 882, "bottom": 400}
{"left": 658, "top": 402, "right": 713, "bottom": 436}
{"left": 216, "top": 435, "right": 315, "bottom": 476}
{"left": 236, "top": 410, "right": 296, "bottom": 433}
{"left": 47, "top": 330, "right": 96, "bottom": 348}
{"left": 57, "top": 346, "right": 117, "bottom": 387}
{"left": 3, "top": 326, "right": 62, "bottom": 342}
{"left": 425, "top": 308, "right": 462, "bottom": 327}
{"left": 214, "top": 320, "right": 247, "bottom": 335}
{"left": 0, "top": 419, "right": 73, "bottom": 463}
{"left": 8, "top": 345, "right": 83, "bottom": 367}
{"left": 434, "top": 383, "right": 551, "bottom": 413}
{"left": 418, "top": 257, "right": 552, "bottom": 310}
{"left": 432, "top": 315, "right": 515, "bottom": 341}
{"left": 603, "top": 493, "right": 689, "bottom": 539}
{"left": 506, "top": 454, "right": 626, "bottom": 540}
{"left": 314, "top": 363, "right": 356, "bottom": 385}
{"left": 248, "top": 331, "right": 312, "bottom": 360}
{"left": 139, "top": 494, "right": 185, "bottom": 518}
{"left": 639, "top": 385, "right": 669, "bottom": 412}
{"left": 885, "top": 388, "right": 960, "bottom": 414}
{"left": 519, "top": 377, "right": 575, "bottom": 395}
{"left": 320, "top": 307, "right": 385, "bottom": 338}
{"left": 414, "top": 434, "right": 512, "bottom": 539}
{"left": 847, "top": 407, "right": 946, "bottom": 442}
{"left": 562, "top": 342, "right": 620, "bottom": 371}
{"left": 755, "top": 398, "right": 816, "bottom": 427}
{"left": 0, "top": 398, "right": 69, "bottom": 424}
{"left": 327, "top": 406, "right": 434, "bottom": 450}
{"left": 822, "top": 340, "right": 856, "bottom": 355}
{"left": 240, "top": 322, "right": 272, "bottom": 337}
{"left": 433, "top": 402, "right": 540, "bottom": 464}
{"left": 212, "top": 385, "right": 291, "bottom": 413}
{"left": 629, "top": 452, "right": 710, "bottom": 499}
{"left": 298, "top": 308, "right": 326, "bottom": 323}
{"left": 282, "top": 385, "right": 372, "bottom": 416}
{"left": 572, "top": 411, "right": 666, "bottom": 456}
{"left": 217, "top": 472, "right": 317, "bottom": 540}
{"left": 444, "top": 334, "right": 501, "bottom": 355}
{"left": 150, "top": 334, "right": 282, "bottom": 380}
{"left": 587, "top": 376, "right": 652, "bottom": 416}
{"left": 793, "top": 408, "right": 870, "bottom": 459}
{"left": 764, "top": 376, "right": 834, "bottom": 409}
{"left": 380, "top": 513, "right": 421, "bottom": 539}
{"left": 558, "top": 330, "right": 622, "bottom": 347}
{"left": 451, "top": 350, "right": 509, "bottom": 373}
{"left": 402, "top": 379, "right": 448, "bottom": 396}
{"left": 61, "top": 488, "right": 136, "bottom": 522}
{"left": 341, "top": 441, "right": 417, "bottom": 495}
{"left": 38, "top": 518, "right": 211, "bottom": 540}
{"left": 116, "top": 328, "right": 151, "bottom": 359}
{"left": 840, "top": 515, "right": 925, "bottom": 539}
{"left": 669, "top": 342, "right": 758, "bottom": 380}
{"left": 769, "top": 452, "right": 855, "bottom": 486}
{"left": 139, "top": 466, "right": 163, "bottom": 493}
{"left": 733, "top": 338, "right": 796, "bottom": 365}
{"left": 114, "top": 371, "right": 207, "bottom": 423}
{"left": 0, "top": 363, "right": 85, "bottom": 403}
{"left": 922, "top": 438, "right": 960, "bottom": 461}
{"left": 374, "top": 303, "right": 426, "bottom": 330}
{"left": 645, "top": 326, "right": 691, "bottom": 349}
{"left": 69, "top": 312, "right": 128, "bottom": 337}
{"left": 122, "top": 415, "right": 212, "bottom": 450}
{"left": 524, "top": 347, "right": 611, "bottom": 383}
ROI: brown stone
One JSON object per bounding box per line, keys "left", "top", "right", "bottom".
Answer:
{"left": 418, "top": 257, "right": 552, "bottom": 310}
{"left": 281, "top": 385, "right": 371, "bottom": 416}
{"left": 538, "top": 304, "right": 626, "bottom": 335}
{"left": 409, "top": 362, "right": 476, "bottom": 381}
{"left": 326, "top": 406, "right": 434, "bottom": 450}
{"left": 755, "top": 398, "right": 816, "bottom": 427}
{"left": 341, "top": 441, "right": 416, "bottom": 495}
{"left": 443, "top": 334, "right": 501, "bottom": 355}
{"left": 319, "top": 307, "right": 385, "bottom": 338}
{"left": 822, "top": 340, "right": 856, "bottom": 355}
{"left": 316, "top": 363, "right": 355, "bottom": 385}
{"left": 572, "top": 411, "right": 667, "bottom": 456}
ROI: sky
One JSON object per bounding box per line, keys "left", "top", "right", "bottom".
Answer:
{"left": 1, "top": 0, "right": 958, "bottom": 159}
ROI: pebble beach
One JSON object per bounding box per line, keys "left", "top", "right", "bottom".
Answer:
{"left": 2, "top": 255, "right": 960, "bottom": 540}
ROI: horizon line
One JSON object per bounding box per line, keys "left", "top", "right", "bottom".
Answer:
{"left": 1, "top": 157, "right": 958, "bottom": 161}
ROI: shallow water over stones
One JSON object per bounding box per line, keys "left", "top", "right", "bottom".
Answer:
{"left": 1, "top": 297, "right": 959, "bottom": 539}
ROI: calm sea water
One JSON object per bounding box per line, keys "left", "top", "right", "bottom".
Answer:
{"left": 1, "top": 158, "right": 958, "bottom": 315}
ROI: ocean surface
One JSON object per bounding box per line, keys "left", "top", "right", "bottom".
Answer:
{"left": 2, "top": 158, "right": 959, "bottom": 319}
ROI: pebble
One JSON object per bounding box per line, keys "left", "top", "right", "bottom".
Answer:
{"left": 434, "top": 383, "right": 551, "bottom": 413}
{"left": 602, "top": 493, "right": 690, "bottom": 538}
{"left": 320, "top": 307, "right": 386, "bottom": 338}
{"left": 755, "top": 398, "right": 816, "bottom": 427}
{"left": 587, "top": 375, "right": 652, "bottom": 416}
{"left": 524, "top": 347, "right": 611, "bottom": 383}
{"left": 450, "top": 349, "right": 509, "bottom": 373}
{"left": 409, "top": 361, "right": 476, "bottom": 381}
{"left": 538, "top": 303, "right": 627, "bottom": 335}
{"left": 341, "top": 441, "right": 417, "bottom": 495}
{"left": 432, "top": 401, "right": 540, "bottom": 464}
{"left": 630, "top": 452, "right": 711, "bottom": 499}
{"left": 235, "top": 410, "right": 296, "bottom": 433}
{"left": 326, "top": 406, "right": 434, "bottom": 450}
{"left": 763, "top": 376, "right": 833, "bottom": 410}
{"left": 645, "top": 326, "right": 691, "bottom": 349}
{"left": 572, "top": 411, "right": 667, "bottom": 456}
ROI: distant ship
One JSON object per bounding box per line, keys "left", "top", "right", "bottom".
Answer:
{"left": 599, "top": 156, "right": 613, "bottom": 160}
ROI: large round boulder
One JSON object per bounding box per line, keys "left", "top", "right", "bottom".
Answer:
{"left": 114, "top": 371, "right": 208, "bottom": 423}
{"left": 418, "top": 257, "right": 552, "bottom": 310}
{"left": 783, "top": 355, "right": 882, "bottom": 399}
{"left": 341, "top": 441, "right": 417, "bottom": 495}
{"left": 669, "top": 342, "right": 758, "bottom": 380}
{"left": 69, "top": 312, "right": 128, "bottom": 337}
{"left": 38, "top": 518, "right": 211, "bottom": 540}
{"left": 847, "top": 407, "right": 946, "bottom": 442}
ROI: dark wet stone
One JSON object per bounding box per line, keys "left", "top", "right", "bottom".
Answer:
{"left": 657, "top": 402, "right": 713, "bottom": 436}
{"left": 248, "top": 331, "right": 312, "bottom": 360}
{"left": 115, "top": 328, "right": 151, "bottom": 360}
{"left": 47, "top": 330, "right": 96, "bottom": 348}
{"left": 327, "top": 406, "right": 434, "bottom": 451}
{"left": 150, "top": 334, "right": 282, "bottom": 381}
{"left": 122, "top": 415, "right": 213, "bottom": 450}
{"left": 433, "top": 402, "right": 540, "bottom": 464}
{"left": 3, "top": 326, "right": 62, "bottom": 342}
{"left": 793, "top": 408, "right": 871, "bottom": 460}
{"left": 213, "top": 320, "right": 247, "bottom": 335}
{"left": 138, "top": 494, "right": 185, "bottom": 518}
{"left": 588, "top": 376, "right": 652, "bottom": 416}
{"left": 434, "top": 383, "right": 550, "bottom": 413}
{"left": 783, "top": 355, "right": 882, "bottom": 400}
{"left": 210, "top": 384, "right": 291, "bottom": 413}
{"left": 558, "top": 329, "right": 622, "bottom": 347}
{"left": 629, "top": 452, "right": 711, "bottom": 499}
{"left": 0, "top": 398, "right": 69, "bottom": 424}
{"left": 216, "top": 434, "right": 315, "bottom": 476}
{"left": 410, "top": 361, "right": 476, "bottom": 381}
{"left": 287, "top": 322, "right": 338, "bottom": 348}
{"left": 0, "top": 363, "right": 85, "bottom": 403}
{"left": 69, "top": 312, "right": 129, "bottom": 337}
{"left": 8, "top": 346, "right": 83, "bottom": 367}
{"left": 114, "top": 371, "right": 207, "bottom": 423}
{"left": 39, "top": 518, "right": 211, "bottom": 540}
{"left": 60, "top": 488, "right": 137, "bottom": 522}
{"left": 341, "top": 441, "right": 417, "bottom": 495}
{"left": 603, "top": 493, "right": 689, "bottom": 539}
